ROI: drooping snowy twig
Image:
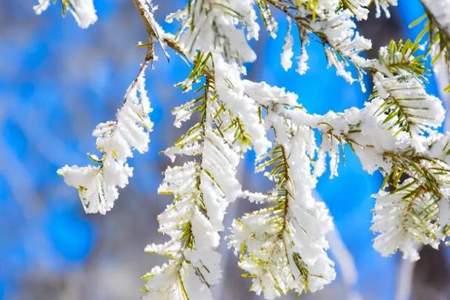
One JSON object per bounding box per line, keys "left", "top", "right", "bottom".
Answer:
{"left": 58, "top": 63, "right": 153, "bottom": 214}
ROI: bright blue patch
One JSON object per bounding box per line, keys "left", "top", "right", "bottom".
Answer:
{"left": 2, "top": 119, "right": 28, "bottom": 160}
{"left": 45, "top": 204, "right": 95, "bottom": 263}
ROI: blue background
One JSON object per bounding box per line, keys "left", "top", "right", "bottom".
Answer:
{"left": 0, "top": 1, "right": 447, "bottom": 299}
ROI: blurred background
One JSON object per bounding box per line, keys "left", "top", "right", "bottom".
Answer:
{"left": 0, "top": 1, "right": 449, "bottom": 299}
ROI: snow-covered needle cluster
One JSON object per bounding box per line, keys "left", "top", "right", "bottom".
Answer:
{"left": 142, "top": 52, "right": 244, "bottom": 299}
{"left": 229, "top": 115, "right": 336, "bottom": 298}
{"left": 58, "top": 67, "right": 153, "bottom": 214}
{"left": 35, "top": 0, "right": 450, "bottom": 299}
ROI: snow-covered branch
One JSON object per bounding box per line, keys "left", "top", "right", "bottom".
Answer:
{"left": 142, "top": 49, "right": 251, "bottom": 298}
{"left": 33, "top": 0, "right": 450, "bottom": 299}
{"left": 229, "top": 110, "right": 335, "bottom": 298}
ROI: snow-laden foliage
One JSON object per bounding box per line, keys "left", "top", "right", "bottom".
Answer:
{"left": 166, "top": 0, "right": 259, "bottom": 63}
{"left": 143, "top": 52, "right": 244, "bottom": 299}
{"left": 58, "top": 66, "right": 153, "bottom": 214}
{"left": 372, "top": 73, "right": 444, "bottom": 136}
{"left": 280, "top": 36, "right": 449, "bottom": 261}
{"left": 35, "top": 0, "right": 450, "bottom": 299}
{"left": 371, "top": 151, "right": 449, "bottom": 261}
{"left": 286, "top": 93, "right": 449, "bottom": 261}
{"left": 213, "top": 57, "right": 272, "bottom": 155}
{"left": 229, "top": 113, "right": 335, "bottom": 299}
{"left": 311, "top": 8, "right": 372, "bottom": 84}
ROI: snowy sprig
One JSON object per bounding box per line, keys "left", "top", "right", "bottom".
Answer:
{"left": 372, "top": 72, "right": 445, "bottom": 137}
{"left": 58, "top": 65, "right": 153, "bottom": 214}
{"left": 213, "top": 57, "right": 271, "bottom": 155}
{"left": 143, "top": 52, "right": 244, "bottom": 299}
{"left": 229, "top": 109, "right": 335, "bottom": 299}
{"left": 372, "top": 179, "right": 439, "bottom": 261}
{"left": 372, "top": 149, "right": 450, "bottom": 260}
{"left": 143, "top": 161, "right": 224, "bottom": 300}
{"left": 316, "top": 9, "right": 372, "bottom": 85}
{"left": 376, "top": 39, "right": 426, "bottom": 77}
{"left": 55, "top": 0, "right": 170, "bottom": 215}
